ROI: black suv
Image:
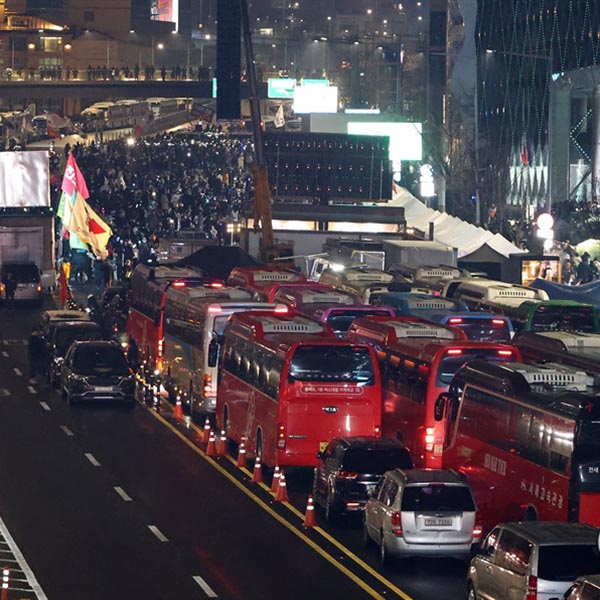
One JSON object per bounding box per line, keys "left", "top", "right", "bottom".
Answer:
{"left": 60, "top": 340, "right": 136, "bottom": 406}
{"left": 312, "top": 436, "right": 413, "bottom": 521}
{"left": 47, "top": 320, "right": 103, "bottom": 387}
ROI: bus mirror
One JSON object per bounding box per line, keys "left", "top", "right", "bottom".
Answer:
{"left": 208, "top": 338, "right": 220, "bottom": 367}
{"left": 434, "top": 393, "right": 450, "bottom": 421}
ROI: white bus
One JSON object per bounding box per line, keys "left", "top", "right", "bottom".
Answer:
{"left": 452, "top": 279, "right": 550, "bottom": 311}
{"left": 163, "top": 285, "right": 288, "bottom": 415}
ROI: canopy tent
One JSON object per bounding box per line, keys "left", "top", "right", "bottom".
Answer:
{"left": 388, "top": 187, "right": 528, "bottom": 259}
{"left": 176, "top": 245, "right": 262, "bottom": 281}
{"left": 530, "top": 278, "right": 600, "bottom": 306}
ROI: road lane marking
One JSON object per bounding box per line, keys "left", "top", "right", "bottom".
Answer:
{"left": 39, "top": 402, "right": 51, "bottom": 411}
{"left": 27, "top": 386, "right": 37, "bottom": 394}
{"left": 147, "top": 409, "right": 408, "bottom": 600}
{"left": 84, "top": 453, "right": 101, "bottom": 467}
{"left": 193, "top": 575, "right": 218, "bottom": 598}
{"left": 1, "top": 351, "right": 7, "bottom": 357}
{"left": 0, "top": 515, "right": 48, "bottom": 599}
{"left": 114, "top": 487, "right": 132, "bottom": 502}
{"left": 13, "top": 368, "right": 22, "bottom": 376}
{"left": 148, "top": 525, "right": 168, "bottom": 542}
{"left": 60, "top": 426, "right": 74, "bottom": 436}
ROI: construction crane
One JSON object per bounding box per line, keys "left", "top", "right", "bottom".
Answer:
{"left": 240, "top": 0, "right": 292, "bottom": 264}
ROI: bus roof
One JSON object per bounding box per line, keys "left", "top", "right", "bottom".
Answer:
{"left": 276, "top": 288, "right": 359, "bottom": 308}
{"left": 133, "top": 263, "right": 204, "bottom": 282}
{"left": 454, "top": 280, "right": 550, "bottom": 306}
{"left": 228, "top": 266, "right": 307, "bottom": 287}
{"left": 454, "top": 360, "right": 596, "bottom": 416}
{"left": 249, "top": 281, "right": 336, "bottom": 301}
{"left": 166, "top": 285, "right": 253, "bottom": 305}
{"left": 377, "top": 292, "right": 468, "bottom": 312}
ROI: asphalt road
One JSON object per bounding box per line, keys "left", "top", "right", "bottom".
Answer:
{"left": 0, "top": 296, "right": 469, "bottom": 600}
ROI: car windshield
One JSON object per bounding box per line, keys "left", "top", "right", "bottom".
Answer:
{"left": 289, "top": 345, "right": 375, "bottom": 384}
{"left": 55, "top": 327, "right": 102, "bottom": 356}
{"left": 447, "top": 318, "right": 512, "bottom": 342}
{"left": 4, "top": 264, "right": 39, "bottom": 283}
{"left": 72, "top": 346, "right": 130, "bottom": 376}
{"left": 343, "top": 448, "right": 413, "bottom": 473}
{"left": 538, "top": 544, "right": 600, "bottom": 581}
{"left": 401, "top": 484, "right": 475, "bottom": 512}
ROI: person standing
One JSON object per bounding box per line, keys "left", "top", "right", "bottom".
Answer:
{"left": 3, "top": 272, "right": 17, "bottom": 307}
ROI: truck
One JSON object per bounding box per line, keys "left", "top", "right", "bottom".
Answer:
{"left": 382, "top": 239, "right": 458, "bottom": 272}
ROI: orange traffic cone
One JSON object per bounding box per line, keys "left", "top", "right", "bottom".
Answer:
{"left": 237, "top": 440, "right": 247, "bottom": 469}
{"left": 173, "top": 395, "right": 183, "bottom": 420}
{"left": 252, "top": 457, "right": 263, "bottom": 483}
{"left": 275, "top": 469, "right": 289, "bottom": 502}
{"left": 303, "top": 495, "right": 316, "bottom": 527}
{"left": 217, "top": 429, "right": 227, "bottom": 455}
{"left": 270, "top": 466, "right": 281, "bottom": 493}
{"left": 206, "top": 430, "right": 217, "bottom": 457}
{"left": 201, "top": 417, "right": 211, "bottom": 442}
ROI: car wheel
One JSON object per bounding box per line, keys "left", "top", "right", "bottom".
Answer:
{"left": 325, "top": 489, "right": 337, "bottom": 522}
{"left": 379, "top": 531, "right": 388, "bottom": 566}
{"left": 467, "top": 582, "right": 477, "bottom": 600}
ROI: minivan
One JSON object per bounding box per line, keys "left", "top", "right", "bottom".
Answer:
{"left": 468, "top": 521, "right": 600, "bottom": 600}
{"left": 363, "top": 469, "right": 481, "bottom": 565}
{"left": 0, "top": 261, "right": 43, "bottom": 304}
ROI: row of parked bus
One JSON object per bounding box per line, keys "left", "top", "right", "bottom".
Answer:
{"left": 124, "top": 262, "right": 600, "bottom": 537}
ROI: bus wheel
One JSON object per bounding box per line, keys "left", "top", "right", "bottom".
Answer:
{"left": 523, "top": 506, "right": 537, "bottom": 521}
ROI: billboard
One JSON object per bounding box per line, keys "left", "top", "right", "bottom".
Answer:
{"left": 151, "top": 0, "right": 179, "bottom": 29}
{"left": 268, "top": 78, "right": 297, "bottom": 99}
{"left": 0, "top": 151, "right": 49, "bottom": 208}
{"left": 293, "top": 85, "right": 338, "bottom": 114}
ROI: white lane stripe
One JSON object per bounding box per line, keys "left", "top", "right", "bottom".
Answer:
{"left": 27, "top": 386, "right": 37, "bottom": 394}
{"left": 148, "top": 525, "right": 169, "bottom": 542}
{"left": 114, "top": 487, "right": 133, "bottom": 502}
{"left": 13, "top": 368, "right": 22, "bottom": 376}
{"left": 60, "top": 425, "right": 74, "bottom": 436}
{"left": 193, "top": 576, "right": 218, "bottom": 598}
{"left": 0, "top": 515, "right": 48, "bottom": 599}
{"left": 1, "top": 351, "right": 7, "bottom": 357}
{"left": 85, "top": 453, "right": 101, "bottom": 467}
{"left": 39, "top": 402, "right": 51, "bottom": 411}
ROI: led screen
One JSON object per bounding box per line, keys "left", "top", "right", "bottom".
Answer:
{"left": 347, "top": 122, "right": 423, "bottom": 165}
{"left": 0, "top": 151, "right": 49, "bottom": 208}
{"left": 268, "top": 78, "right": 297, "bottom": 99}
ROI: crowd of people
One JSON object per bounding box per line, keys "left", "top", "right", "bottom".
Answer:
{"left": 59, "top": 126, "right": 255, "bottom": 284}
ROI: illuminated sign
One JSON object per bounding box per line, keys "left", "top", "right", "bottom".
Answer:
{"left": 151, "top": 0, "right": 179, "bottom": 30}
{"left": 293, "top": 86, "right": 338, "bottom": 114}
{"left": 301, "top": 78, "right": 329, "bottom": 87}
{"left": 347, "top": 122, "right": 423, "bottom": 166}
{"left": 268, "top": 78, "right": 297, "bottom": 99}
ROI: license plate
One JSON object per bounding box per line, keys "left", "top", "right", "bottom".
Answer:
{"left": 424, "top": 519, "right": 452, "bottom": 527}
{"left": 95, "top": 386, "right": 114, "bottom": 392}
{"left": 319, "top": 441, "right": 329, "bottom": 452}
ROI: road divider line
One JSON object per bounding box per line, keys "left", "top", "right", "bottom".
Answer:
{"left": 13, "top": 368, "right": 22, "bottom": 376}
{"left": 27, "top": 386, "right": 37, "bottom": 394}
{"left": 39, "top": 402, "right": 51, "bottom": 411}
{"left": 148, "top": 525, "right": 168, "bottom": 542}
{"left": 114, "top": 487, "right": 133, "bottom": 502}
{"left": 146, "top": 408, "right": 406, "bottom": 600}
{"left": 84, "top": 453, "right": 101, "bottom": 467}
{"left": 60, "top": 426, "right": 74, "bottom": 436}
{"left": 193, "top": 575, "right": 218, "bottom": 598}
{"left": 1, "top": 351, "right": 7, "bottom": 357}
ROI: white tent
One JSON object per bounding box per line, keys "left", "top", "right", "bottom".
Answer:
{"left": 388, "top": 187, "right": 527, "bottom": 259}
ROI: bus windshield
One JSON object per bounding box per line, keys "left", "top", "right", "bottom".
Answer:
{"left": 289, "top": 345, "right": 374, "bottom": 384}
{"left": 445, "top": 317, "right": 511, "bottom": 342}
{"left": 576, "top": 420, "right": 600, "bottom": 462}
{"left": 437, "top": 348, "right": 514, "bottom": 385}
{"left": 531, "top": 305, "right": 596, "bottom": 333}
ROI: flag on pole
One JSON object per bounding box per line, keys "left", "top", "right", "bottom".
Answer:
{"left": 70, "top": 193, "right": 113, "bottom": 259}
{"left": 274, "top": 104, "right": 285, "bottom": 128}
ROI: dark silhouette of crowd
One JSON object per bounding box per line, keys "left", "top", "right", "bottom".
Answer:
{"left": 59, "top": 128, "right": 254, "bottom": 282}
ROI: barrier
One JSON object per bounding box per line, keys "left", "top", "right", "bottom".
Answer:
{"left": 236, "top": 439, "right": 247, "bottom": 469}
{"left": 206, "top": 430, "right": 217, "bottom": 456}
{"left": 217, "top": 429, "right": 227, "bottom": 456}
{"left": 252, "top": 458, "right": 263, "bottom": 483}
{"left": 275, "top": 470, "right": 289, "bottom": 502}
{"left": 303, "top": 495, "right": 316, "bottom": 527}
{"left": 173, "top": 394, "right": 183, "bottom": 420}
{"left": 201, "top": 417, "right": 211, "bottom": 442}
{"left": 270, "top": 465, "right": 281, "bottom": 493}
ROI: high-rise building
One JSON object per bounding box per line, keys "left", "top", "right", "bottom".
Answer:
{"left": 449, "top": 0, "right": 600, "bottom": 224}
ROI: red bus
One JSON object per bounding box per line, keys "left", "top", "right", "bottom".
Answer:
{"left": 227, "top": 266, "right": 306, "bottom": 289}
{"left": 248, "top": 281, "right": 336, "bottom": 302}
{"left": 436, "top": 360, "right": 600, "bottom": 530}
{"left": 514, "top": 330, "right": 600, "bottom": 383}
{"left": 348, "top": 316, "right": 520, "bottom": 468}
{"left": 126, "top": 264, "right": 206, "bottom": 370}
{"left": 275, "top": 288, "right": 395, "bottom": 337}
{"left": 217, "top": 313, "right": 383, "bottom": 467}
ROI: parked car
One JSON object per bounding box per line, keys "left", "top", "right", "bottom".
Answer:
{"left": 46, "top": 320, "right": 103, "bottom": 387}
{"left": 312, "top": 436, "right": 413, "bottom": 521}
{"left": 363, "top": 468, "right": 481, "bottom": 565}
{"left": 60, "top": 340, "right": 136, "bottom": 406}
{"left": 37, "top": 309, "right": 91, "bottom": 339}
{"left": 467, "top": 522, "right": 600, "bottom": 600}
{"left": 0, "top": 261, "right": 42, "bottom": 304}
{"left": 564, "top": 575, "right": 600, "bottom": 600}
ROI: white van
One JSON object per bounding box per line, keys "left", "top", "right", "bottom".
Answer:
{"left": 0, "top": 261, "right": 43, "bottom": 304}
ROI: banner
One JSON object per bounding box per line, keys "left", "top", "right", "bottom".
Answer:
{"left": 0, "top": 151, "right": 49, "bottom": 207}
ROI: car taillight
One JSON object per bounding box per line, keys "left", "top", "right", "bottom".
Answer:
{"left": 425, "top": 427, "right": 435, "bottom": 451}
{"left": 37, "top": 285, "right": 42, "bottom": 293}
{"left": 472, "top": 512, "right": 483, "bottom": 539}
{"left": 202, "top": 374, "right": 213, "bottom": 398}
{"left": 391, "top": 512, "right": 403, "bottom": 536}
{"left": 448, "top": 318, "right": 464, "bottom": 325}
{"left": 274, "top": 304, "right": 289, "bottom": 314}
{"left": 526, "top": 575, "right": 537, "bottom": 600}
{"left": 492, "top": 319, "right": 506, "bottom": 326}
{"left": 497, "top": 349, "right": 513, "bottom": 357}
{"left": 337, "top": 471, "right": 358, "bottom": 480}
{"left": 447, "top": 348, "right": 462, "bottom": 355}
{"left": 277, "top": 423, "right": 286, "bottom": 448}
